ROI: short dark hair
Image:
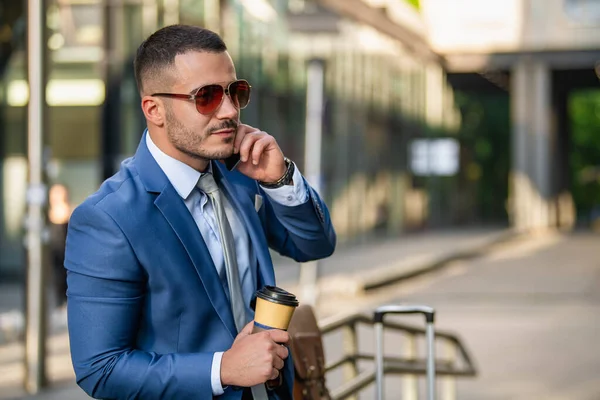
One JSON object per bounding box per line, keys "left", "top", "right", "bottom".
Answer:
{"left": 134, "top": 25, "right": 227, "bottom": 94}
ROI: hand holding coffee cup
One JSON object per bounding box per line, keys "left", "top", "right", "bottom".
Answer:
{"left": 252, "top": 286, "right": 299, "bottom": 389}
{"left": 220, "top": 321, "right": 290, "bottom": 388}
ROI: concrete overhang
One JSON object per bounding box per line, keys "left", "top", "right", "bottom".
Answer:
{"left": 444, "top": 50, "right": 600, "bottom": 73}
{"left": 315, "top": 0, "right": 443, "bottom": 64}
{"left": 287, "top": 5, "right": 341, "bottom": 34}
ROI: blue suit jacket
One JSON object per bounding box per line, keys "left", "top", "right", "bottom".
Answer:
{"left": 65, "top": 135, "right": 336, "bottom": 399}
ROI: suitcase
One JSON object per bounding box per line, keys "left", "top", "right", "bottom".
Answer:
{"left": 373, "top": 305, "right": 436, "bottom": 400}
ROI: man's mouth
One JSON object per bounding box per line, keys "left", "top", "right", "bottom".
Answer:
{"left": 212, "top": 128, "right": 235, "bottom": 135}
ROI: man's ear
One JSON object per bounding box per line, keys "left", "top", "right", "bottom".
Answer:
{"left": 141, "top": 95, "right": 165, "bottom": 127}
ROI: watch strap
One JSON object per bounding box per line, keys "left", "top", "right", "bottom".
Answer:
{"left": 259, "top": 157, "right": 295, "bottom": 188}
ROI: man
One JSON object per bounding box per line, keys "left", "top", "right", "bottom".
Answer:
{"left": 65, "top": 24, "right": 336, "bottom": 399}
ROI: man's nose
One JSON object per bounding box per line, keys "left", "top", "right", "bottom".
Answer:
{"left": 216, "top": 94, "right": 238, "bottom": 120}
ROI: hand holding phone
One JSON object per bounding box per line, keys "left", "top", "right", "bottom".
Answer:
{"left": 228, "top": 124, "right": 286, "bottom": 182}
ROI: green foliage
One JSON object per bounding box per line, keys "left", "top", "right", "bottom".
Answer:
{"left": 405, "top": 0, "right": 420, "bottom": 10}
{"left": 569, "top": 90, "right": 600, "bottom": 219}
{"left": 455, "top": 92, "right": 510, "bottom": 223}
{"left": 427, "top": 88, "right": 600, "bottom": 225}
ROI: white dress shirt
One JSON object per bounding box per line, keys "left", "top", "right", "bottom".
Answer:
{"left": 146, "top": 133, "right": 308, "bottom": 395}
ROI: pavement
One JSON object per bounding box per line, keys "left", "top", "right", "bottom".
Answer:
{"left": 0, "top": 285, "right": 67, "bottom": 347}
{"left": 317, "top": 231, "right": 600, "bottom": 400}
{"left": 0, "top": 227, "right": 514, "bottom": 399}
{"left": 278, "top": 227, "right": 515, "bottom": 290}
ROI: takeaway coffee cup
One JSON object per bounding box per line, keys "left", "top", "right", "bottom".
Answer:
{"left": 252, "top": 286, "right": 299, "bottom": 333}
{"left": 252, "top": 286, "right": 299, "bottom": 389}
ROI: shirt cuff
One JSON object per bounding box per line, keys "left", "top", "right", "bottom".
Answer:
{"left": 211, "top": 352, "right": 225, "bottom": 396}
{"left": 260, "top": 163, "right": 308, "bottom": 206}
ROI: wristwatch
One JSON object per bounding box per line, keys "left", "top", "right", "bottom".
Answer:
{"left": 259, "top": 157, "right": 295, "bottom": 188}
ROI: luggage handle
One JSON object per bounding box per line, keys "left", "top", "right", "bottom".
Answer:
{"left": 374, "top": 305, "right": 436, "bottom": 400}
{"left": 374, "top": 305, "right": 435, "bottom": 324}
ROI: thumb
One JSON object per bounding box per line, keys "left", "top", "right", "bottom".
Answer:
{"left": 233, "top": 321, "right": 254, "bottom": 344}
{"left": 236, "top": 320, "right": 254, "bottom": 338}
{"left": 241, "top": 320, "right": 255, "bottom": 335}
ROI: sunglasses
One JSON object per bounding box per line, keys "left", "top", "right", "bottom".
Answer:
{"left": 151, "top": 79, "right": 251, "bottom": 115}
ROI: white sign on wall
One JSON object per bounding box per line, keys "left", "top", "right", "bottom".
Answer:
{"left": 410, "top": 138, "right": 460, "bottom": 177}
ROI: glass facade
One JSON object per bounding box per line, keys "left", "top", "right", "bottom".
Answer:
{"left": 0, "top": 0, "right": 461, "bottom": 278}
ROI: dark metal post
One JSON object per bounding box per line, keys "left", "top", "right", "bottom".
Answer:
{"left": 102, "top": 0, "right": 125, "bottom": 180}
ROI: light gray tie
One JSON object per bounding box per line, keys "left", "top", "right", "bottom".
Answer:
{"left": 197, "top": 173, "right": 268, "bottom": 400}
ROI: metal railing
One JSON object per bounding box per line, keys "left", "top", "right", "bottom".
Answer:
{"left": 319, "top": 312, "right": 477, "bottom": 400}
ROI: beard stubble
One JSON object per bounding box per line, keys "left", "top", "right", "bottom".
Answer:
{"left": 165, "top": 106, "right": 238, "bottom": 162}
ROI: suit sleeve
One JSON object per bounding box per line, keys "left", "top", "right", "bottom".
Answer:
{"left": 65, "top": 201, "right": 213, "bottom": 399}
{"left": 260, "top": 174, "right": 336, "bottom": 263}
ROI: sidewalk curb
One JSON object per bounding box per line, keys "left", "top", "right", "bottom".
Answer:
{"left": 316, "top": 229, "right": 519, "bottom": 296}
{"left": 363, "top": 229, "right": 518, "bottom": 290}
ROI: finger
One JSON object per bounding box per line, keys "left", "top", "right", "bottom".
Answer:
{"left": 233, "top": 321, "right": 253, "bottom": 344}
{"left": 238, "top": 131, "right": 263, "bottom": 162}
{"left": 233, "top": 126, "right": 248, "bottom": 154}
{"left": 269, "top": 368, "right": 280, "bottom": 381}
{"left": 250, "top": 136, "right": 274, "bottom": 165}
{"left": 275, "top": 343, "right": 289, "bottom": 360}
{"left": 234, "top": 124, "right": 258, "bottom": 154}
{"left": 241, "top": 320, "right": 254, "bottom": 335}
{"left": 273, "top": 356, "right": 285, "bottom": 371}
{"left": 267, "top": 329, "right": 290, "bottom": 345}
{"left": 238, "top": 123, "right": 257, "bottom": 132}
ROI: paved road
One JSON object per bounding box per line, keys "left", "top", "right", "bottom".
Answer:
{"left": 321, "top": 232, "right": 600, "bottom": 400}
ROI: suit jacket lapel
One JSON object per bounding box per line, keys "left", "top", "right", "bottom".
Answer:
{"left": 213, "top": 161, "right": 276, "bottom": 286}
{"left": 134, "top": 133, "right": 237, "bottom": 339}
{"left": 154, "top": 189, "right": 237, "bottom": 338}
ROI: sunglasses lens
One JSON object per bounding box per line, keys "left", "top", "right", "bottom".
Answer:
{"left": 195, "top": 85, "right": 224, "bottom": 114}
{"left": 230, "top": 80, "right": 251, "bottom": 109}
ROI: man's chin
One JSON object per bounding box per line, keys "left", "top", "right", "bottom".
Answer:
{"left": 181, "top": 147, "right": 233, "bottom": 162}
{"left": 206, "top": 147, "right": 235, "bottom": 161}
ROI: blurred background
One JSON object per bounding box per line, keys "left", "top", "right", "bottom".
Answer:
{"left": 1, "top": 0, "right": 599, "bottom": 399}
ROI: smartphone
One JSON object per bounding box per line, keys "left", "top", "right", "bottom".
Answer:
{"left": 223, "top": 153, "right": 241, "bottom": 171}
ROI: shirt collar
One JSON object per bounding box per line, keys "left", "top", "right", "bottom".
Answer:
{"left": 145, "top": 131, "right": 211, "bottom": 199}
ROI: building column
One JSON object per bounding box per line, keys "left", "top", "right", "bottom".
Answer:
{"left": 511, "top": 59, "right": 533, "bottom": 231}
{"left": 510, "top": 59, "right": 555, "bottom": 231}
{"left": 552, "top": 84, "right": 576, "bottom": 230}
{"left": 531, "top": 61, "right": 553, "bottom": 229}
